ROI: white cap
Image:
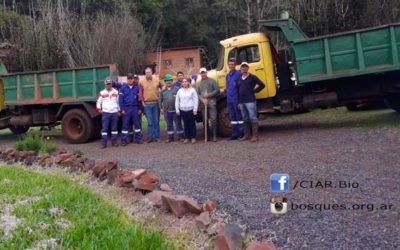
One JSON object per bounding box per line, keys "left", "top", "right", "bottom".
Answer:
{"left": 240, "top": 62, "right": 250, "bottom": 67}
{"left": 199, "top": 67, "right": 207, "bottom": 73}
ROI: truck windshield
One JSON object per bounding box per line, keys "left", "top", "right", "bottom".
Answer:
{"left": 216, "top": 46, "right": 225, "bottom": 70}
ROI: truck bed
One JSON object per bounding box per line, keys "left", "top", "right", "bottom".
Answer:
{"left": 2, "top": 64, "right": 118, "bottom": 106}
{"left": 260, "top": 19, "right": 400, "bottom": 84}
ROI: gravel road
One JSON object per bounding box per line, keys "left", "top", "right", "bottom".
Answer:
{"left": 1, "top": 109, "right": 399, "bottom": 249}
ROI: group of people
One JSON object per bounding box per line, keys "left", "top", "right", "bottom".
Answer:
{"left": 96, "top": 59, "right": 265, "bottom": 148}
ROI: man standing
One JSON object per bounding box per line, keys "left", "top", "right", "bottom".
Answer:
{"left": 197, "top": 67, "right": 220, "bottom": 142}
{"left": 96, "top": 79, "right": 120, "bottom": 149}
{"left": 174, "top": 71, "right": 184, "bottom": 88}
{"left": 140, "top": 67, "right": 162, "bottom": 143}
{"left": 225, "top": 58, "right": 244, "bottom": 140}
{"left": 118, "top": 73, "right": 143, "bottom": 146}
{"left": 238, "top": 62, "right": 265, "bottom": 142}
{"left": 159, "top": 74, "right": 180, "bottom": 143}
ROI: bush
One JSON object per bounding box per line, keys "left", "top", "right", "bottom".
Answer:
{"left": 40, "top": 143, "right": 57, "bottom": 154}
{"left": 14, "top": 132, "right": 57, "bottom": 153}
{"left": 14, "top": 133, "right": 43, "bottom": 152}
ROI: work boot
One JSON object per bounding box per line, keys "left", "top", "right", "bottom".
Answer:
{"left": 212, "top": 123, "right": 218, "bottom": 142}
{"left": 250, "top": 122, "right": 259, "bottom": 142}
{"left": 239, "top": 122, "right": 251, "bottom": 141}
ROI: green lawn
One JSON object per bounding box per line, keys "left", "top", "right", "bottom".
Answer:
{"left": 0, "top": 166, "right": 171, "bottom": 250}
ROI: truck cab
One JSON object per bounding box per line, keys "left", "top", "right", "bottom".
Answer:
{"left": 207, "top": 33, "right": 279, "bottom": 136}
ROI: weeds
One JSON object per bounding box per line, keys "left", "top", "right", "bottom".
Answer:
{"left": 14, "top": 132, "right": 58, "bottom": 153}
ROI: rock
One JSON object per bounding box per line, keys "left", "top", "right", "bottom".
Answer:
{"left": 120, "top": 170, "right": 135, "bottom": 183}
{"left": 161, "top": 195, "right": 202, "bottom": 218}
{"left": 24, "top": 155, "right": 37, "bottom": 166}
{"left": 161, "top": 195, "right": 189, "bottom": 218}
{"left": 5, "top": 148, "right": 16, "bottom": 161}
{"left": 132, "top": 169, "right": 147, "bottom": 179}
{"left": 137, "top": 171, "right": 160, "bottom": 183}
{"left": 92, "top": 160, "right": 107, "bottom": 177}
{"left": 106, "top": 160, "right": 119, "bottom": 171}
{"left": 135, "top": 181, "right": 156, "bottom": 192}
{"left": 54, "top": 153, "right": 72, "bottom": 164}
{"left": 203, "top": 200, "right": 217, "bottom": 212}
{"left": 59, "top": 157, "right": 76, "bottom": 167}
{"left": 107, "top": 168, "right": 120, "bottom": 185}
{"left": 145, "top": 191, "right": 171, "bottom": 207}
{"left": 82, "top": 159, "right": 95, "bottom": 172}
{"left": 178, "top": 195, "right": 202, "bottom": 214}
{"left": 54, "top": 148, "right": 67, "bottom": 155}
{"left": 246, "top": 241, "right": 278, "bottom": 250}
{"left": 195, "top": 211, "right": 211, "bottom": 229}
{"left": 18, "top": 150, "right": 36, "bottom": 160}
{"left": 160, "top": 183, "right": 173, "bottom": 192}
{"left": 215, "top": 224, "right": 243, "bottom": 250}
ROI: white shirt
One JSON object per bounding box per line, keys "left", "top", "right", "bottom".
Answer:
{"left": 175, "top": 87, "right": 198, "bottom": 112}
{"left": 96, "top": 88, "right": 120, "bottom": 113}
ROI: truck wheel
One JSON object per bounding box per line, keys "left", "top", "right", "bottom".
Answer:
{"left": 385, "top": 96, "right": 400, "bottom": 113}
{"left": 9, "top": 125, "right": 30, "bottom": 135}
{"left": 217, "top": 101, "right": 231, "bottom": 137}
{"left": 62, "top": 109, "right": 94, "bottom": 144}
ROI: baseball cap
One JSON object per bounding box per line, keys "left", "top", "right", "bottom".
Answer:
{"left": 133, "top": 74, "right": 139, "bottom": 78}
{"left": 164, "top": 74, "right": 173, "bottom": 81}
{"left": 105, "top": 79, "right": 112, "bottom": 85}
{"left": 127, "top": 73, "right": 134, "bottom": 79}
{"left": 199, "top": 67, "right": 207, "bottom": 73}
{"left": 240, "top": 62, "right": 250, "bottom": 67}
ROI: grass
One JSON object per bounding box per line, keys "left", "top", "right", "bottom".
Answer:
{"left": 0, "top": 166, "right": 170, "bottom": 250}
{"left": 262, "top": 107, "right": 400, "bottom": 129}
{"left": 72, "top": 149, "right": 83, "bottom": 157}
{"left": 14, "top": 132, "right": 57, "bottom": 154}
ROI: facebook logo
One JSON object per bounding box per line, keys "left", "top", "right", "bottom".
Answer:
{"left": 270, "top": 174, "right": 290, "bottom": 192}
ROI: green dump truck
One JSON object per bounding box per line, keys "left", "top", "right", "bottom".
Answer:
{"left": 0, "top": 64, "right": 118, "bottom": 143}
{"left": 209, "top": 18, "right": 400, "bottom": 136}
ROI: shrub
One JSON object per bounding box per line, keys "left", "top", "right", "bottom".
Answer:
{"left": 14, "top": 133, "right": 43, "bottom": 152}
{"left": 40, "top": 143, "right": 57, "bottom": 154}
{"left": 14, "top": 132, "right": 58, "bottom": 154}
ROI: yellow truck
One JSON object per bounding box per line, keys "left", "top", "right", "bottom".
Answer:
{"left": 205, "top": 18, "right": 400, "bottom": 136}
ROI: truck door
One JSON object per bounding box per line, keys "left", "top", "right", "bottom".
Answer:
{"left": 228, "top": 43, "right": 270, "bottom": 99}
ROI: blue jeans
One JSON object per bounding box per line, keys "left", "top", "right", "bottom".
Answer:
{"left": 240, "top": 101, "right": 258, "bottom": 122}
{"left": 144, "top": 103, "right": 160, "bottom": 140}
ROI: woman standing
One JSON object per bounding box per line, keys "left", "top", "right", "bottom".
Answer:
{"left": 175, "top": 78, "right": 199, "bottom": 144}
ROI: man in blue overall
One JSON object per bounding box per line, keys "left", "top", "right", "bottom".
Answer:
{"left": 116, "top": 73, "right": 143, "bottom": 146}
{"left": 226, "top": 58, "right": 244, "bottom": 140}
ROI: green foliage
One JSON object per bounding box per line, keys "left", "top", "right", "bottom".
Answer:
{"left": 72, "top": 149, "right": 83, "bottom": 157}
{"left": 40, "top": 143, "right": 57, "bottom": 154}
{"left": 14, "top": 132, "right": 58, "bottom": 153}
{"left": 0, "top": 166, "right": 171, "bottom": 249}
{"left": 14, "top": 133, "right": 42, "bottom": 152}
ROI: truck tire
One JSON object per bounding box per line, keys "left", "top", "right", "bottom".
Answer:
{"left": 62, "top": 109, "right": 94, "bottom": 144}
{"left": 384, "top": 96, "right": 400, "bottom": 113}
{"left": 9, "top": 125, "right": 30, "bottom": 135}
{"left": 217, "top": 101, "right": 231, "bottom": 137}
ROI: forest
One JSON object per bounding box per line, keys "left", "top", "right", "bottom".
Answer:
{"left": 0, "top": 0, "right": 400, "bottom": 74}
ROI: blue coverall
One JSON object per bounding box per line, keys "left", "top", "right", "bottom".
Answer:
{"left": 118, "top": 84, "right": 143, "bottom": 144}
{"left": 226, "top": 70, "right": 244, "bottom": 138}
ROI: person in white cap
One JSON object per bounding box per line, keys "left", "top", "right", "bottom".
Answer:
{"left": 197, "top": 67, "right": 220, "bottom": 142}
{"left": 237, "top": 62, "right": 265, "bottom": 142}
{"left": 96, "top": 79, "right": 120, "bottom": 148}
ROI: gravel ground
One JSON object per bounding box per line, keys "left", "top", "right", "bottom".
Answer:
{"left": 1, "top": 110, "right": 399, "bottom": 249}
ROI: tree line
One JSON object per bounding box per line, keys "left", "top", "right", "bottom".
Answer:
{"left": 0, "top": 0, "right": 399, "bottom": 74}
